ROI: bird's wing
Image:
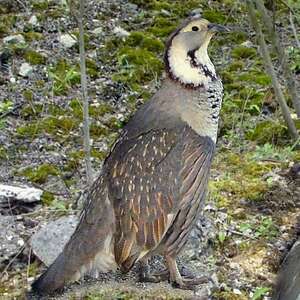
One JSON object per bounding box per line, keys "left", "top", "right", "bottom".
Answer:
{"left": 105, "top": 126, "right": 215, "bottom": 270}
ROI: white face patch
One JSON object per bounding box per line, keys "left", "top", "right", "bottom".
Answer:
{"left": 167, "top": 37, "right": 216, "bottom": 88}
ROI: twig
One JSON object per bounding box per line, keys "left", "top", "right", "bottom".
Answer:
{"left": 255, "top": 0, "right": 300, "bottom": 118}
{"left": 289, "top": 11, "right": 300, "bottom": 49}
{"left": 228, "top": 229, "right": 257, "bottom": 240}
{"left": 246, "top": 0, "right": 299, "bottom": 141}
{"left": 0, "top": 245, "right": 26, "bottom": 281}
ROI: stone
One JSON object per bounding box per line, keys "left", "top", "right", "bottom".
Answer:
{"left": 113, "top": 26, "right": 129, "bottom": 38}
{"left": 59, "top": 34, "right": 77, "bottom": 48}
{"left": 0, "top": 184, "right": 43, "bottom": 203}
{"left": 92, "top": 27, "right": 103, "bottom": 36}
{"left": 241, "top": 40, "right": 254, "bottom": 48}
{"left": 30, "top": 215, "right": 78, "bottom": 266}
{"left": 19, "top": 62, "right": 33, "bottom": 77}
{"left": 0, "top": 216, "right": 25, "bottom": 264}
{"left": 3, "top": 34, "right": 25, "bottom": 44}
{"left": 28, "top": 15, "right": 39, "bottom": 26}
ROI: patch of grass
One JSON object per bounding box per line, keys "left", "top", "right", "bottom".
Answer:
{"left": 232, "top": 46, "right": 257, "bottom": 59}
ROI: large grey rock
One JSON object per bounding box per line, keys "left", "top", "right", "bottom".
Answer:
{"left": 30, "top": 215, "right": 78, "bottom": 266}
{"left": 0, "top": 216, "right": 25, "bottom": 264}
{"left": 0, "top": 184, "right": 43, "bottom": 203}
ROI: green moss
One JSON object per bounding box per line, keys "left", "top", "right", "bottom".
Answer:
{"left": 22, "top": 89, "right": 34, "bottom": 101}
{"left": 24, "top": 49, "right": 46, "bottom": 65}
{"left": 20, "top": 104, "right": 43, "bottom": 119}
{"left": 19, "top": 164, "right": 60, "bottom": 184}
{"left": 90, "top": 124, "right": 109, "bottom": 137}
{"left": 202, "top": 10, "right": 227, "bottom": 23}
{"left": 227, "top": 60, "right": 245, "bottom": 72}
{"left": 113, "top": 46, "right": 163, "bottom": 87}
{"left": 86, "top": 58, "right": 100, "bottom": 79}
{"left": 238, "top": 71, "right": 271, "bottom": 86}
{"left": 147, "top": 17, "right": 177, "bottom": 37}
{"left": 246, "top": 120, "right": 288, "bottom": 145}
{"left": 0, "top": 147, "right": 7, "bottom": 160}
{"left": 125, "top": 32, "right": 164, "bottom": 54}
{"left": 31, "top": 1, "right": 48, "bottom": 11}
{"left": 41, "top": 191, "right": 55, "bottom": 205}
{"left": 16, "top": 116, "right": 78, "bottom": 138}
{"left": 0, "top": 14, "right": 17, "bottom": 38}
{"left": 232, "top": 46, "right": 257, "bottom": 59}
{"left": 23, "top": 31, "right": 43, "bottom": 42}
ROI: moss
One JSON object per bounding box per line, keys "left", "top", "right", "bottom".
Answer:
{"left": 22, "top": 89, "right": 34, "bottom": 101}
{"left": 90, "top": 124, "right": 109, "bottom": 137}
{"left": 24, "top": 49, "right": 46, "bottom": 65}
{"left": 23, "top": 31, "right": 43, "bottom": 42}
{"left": 86, "top": 58, "right": 99, "bottom": 79}
{"left": 202, "top": 10, "right": 227, "bottom": 23}
{"left": 226, "top": 60, "right": 245, "bottom": 72}
{"left": 16, "top": 116, "right": 78, "bottom": 138}
{"left": 246, "top": 120, "right": 288, "bottom": 145}
{"left": 0, "top": 14, "right": 17, "bottom": 38}
{"left": 19, "top": 164, "right": 60, "bottom": 184}
{"left": 113, "top": 46, "right": 163, "bottom": 87}
{"left": 0, "top": 146, "right": 7, "bottom": 160}
{"left": 232, "top": 46, "right": 257, "bottom": 59}
{"left": 20, "top": 104, "right": 43, "bottom": 119}
{"left": 125, "top": 32, "right": 164, "bottom": 54}
{"left": 147, "top": 17, "right": 177, "bottom": 37}
{"left": 41, "top": 191, "right": 55, "bottom": 205}
{"left": 238, "top": 71, "right": 271, "bottom": 86}
{"left": 31, "top": 1, "right": 48, "bottom": 11}
{"left": 213, "top": 291, "right": 248, "bottom": 300}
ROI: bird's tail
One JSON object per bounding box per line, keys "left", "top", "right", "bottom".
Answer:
{"left": 31, "top": 184, "right": 117, "bottom": 295}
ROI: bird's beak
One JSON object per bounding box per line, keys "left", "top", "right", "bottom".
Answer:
{"left": 208, "top": 23, "right": 230, "bottom": 33}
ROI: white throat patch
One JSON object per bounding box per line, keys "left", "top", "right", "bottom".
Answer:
{"left": 167, "top": 39, "right": 216, "bottom": 88}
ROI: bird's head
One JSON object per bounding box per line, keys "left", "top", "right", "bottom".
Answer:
{"left": 165, "top": 17, "right": 229, "bottom": 88}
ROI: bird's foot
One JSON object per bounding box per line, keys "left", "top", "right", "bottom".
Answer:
{"left": 170, "top": 275, "right": 208, "bottom": 290}
{"left": 139, "top": 266, "right": 169, "bottom": 283}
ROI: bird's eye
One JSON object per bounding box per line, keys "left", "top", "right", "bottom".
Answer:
{"left": 192, "top": 26, "right": 199, "bottom": 31}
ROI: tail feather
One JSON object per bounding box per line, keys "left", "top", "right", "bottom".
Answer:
{"left": 31, "top": 184, "right": 117, "bottom": 295}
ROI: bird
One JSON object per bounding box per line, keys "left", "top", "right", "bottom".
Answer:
{"left": 31, "top": 16, "right": 229, "bottom": 295}
{"left": 273, "top": 239, "right": 300, "bottom": 300}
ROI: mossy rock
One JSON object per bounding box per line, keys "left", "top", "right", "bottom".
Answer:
{"left": 24, "top": 49, "right": 46, "bottom": 65}
{"left": 19, "top": 164, "right": 60, "bottom": 184}
{"left": 232, "top": 46, "right": 257, "bottom": 59}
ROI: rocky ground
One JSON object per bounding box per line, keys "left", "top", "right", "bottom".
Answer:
{"left": 0, "top": 0, "right": 300, "bottom": 299}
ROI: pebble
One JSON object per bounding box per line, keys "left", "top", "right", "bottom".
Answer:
{"left": 3, "top": 34, "right": 25, "bottom": 44}
{"left": 19, "top": 62, "right": 33, "bottom": 77}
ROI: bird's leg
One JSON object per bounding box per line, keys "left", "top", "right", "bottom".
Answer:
{"left": 138, "top": 258, "right": 169, "bottom": 283}
{"left": 165, "top": 255, "right": 208, "bottom": 289}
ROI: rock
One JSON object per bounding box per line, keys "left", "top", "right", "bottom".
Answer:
{"left": 0, "top": 216, "right": 25, "bottom": 264}
{"left": 92, "top": 27, "right": 103, "bottom": 36}
{"left": 241, "top": 40, "right": 254, "bottom": 48}
{"left": 28, "top": 15, "right": 39, "bottom": 26}
{"left": 19, "top": 62, "right": 33, "bottom": 77}
{"left": 30, "top": 215, "right": 78, "bottom": 266}
{"left": 113, "top": 26, "right": 129, "bottom": 38}
{"left": 59, "top": 34, "right": 77, "bottom": 48}
{"left": 3, "top": 34, "right": 25, "bottom": 44}
{"left": 0, "top": 184, "right": 43, "bottom": 203}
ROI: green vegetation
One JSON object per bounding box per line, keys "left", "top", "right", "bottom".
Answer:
{"left": 24, "top": 49, "right": 46, "bottom": 65}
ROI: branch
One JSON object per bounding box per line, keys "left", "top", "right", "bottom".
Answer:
{"left": 246, "top": 0, "right": 299, "bottom": 141}
{"left": 78, "top": 0, "right": 93, "bottom": 186}
{"left": 255, "top": 0, "right": 300, "bottom": 118}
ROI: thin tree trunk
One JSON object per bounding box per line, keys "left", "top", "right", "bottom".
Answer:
{"left": 255, "top": 0, "right": 300, "bottom": 118}
{"left": 246, "top": 0, "right": 299, "bottom": 141}
{"left": 78, "top": 0, "right": 93, "bottom": 186}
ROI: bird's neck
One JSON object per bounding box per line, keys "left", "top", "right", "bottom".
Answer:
{"left": 165, "top": 39, "right": 217, "bottom": 88}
